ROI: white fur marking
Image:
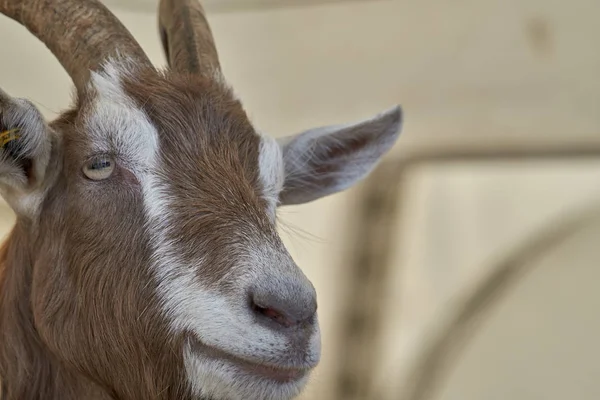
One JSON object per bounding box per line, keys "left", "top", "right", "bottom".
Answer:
{"left": 87, "top": 61, "right": 158, "bottom": 174}
{"left": 258, "top": 136, "right": 284, "bottom": 218}
{"left": 87, "top": 61, "right": 318, "bottom": 400}
{"left": 142, "top": 165, "right": 311, "bottom": 399}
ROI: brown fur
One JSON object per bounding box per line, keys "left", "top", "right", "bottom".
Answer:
{"left": 122, "top": 70, "right": 280, "bottom": 287}
{"left": 0, "top": 0, "right": 399, "bottom": 397}
{"left": 0, "top": 1, "right": 310, "bottom": 392}
{"left": 0, "top": 68, "right": 273, "bottom": 399}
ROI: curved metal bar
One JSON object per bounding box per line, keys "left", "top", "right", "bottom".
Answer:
{"left": 388, "top": 201, "right": 600, "bottom": 400}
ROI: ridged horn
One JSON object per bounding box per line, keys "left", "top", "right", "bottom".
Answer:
{"left": 0, "top": 0, "right": 153, "bottom": 96}
{"left": 158, "top": 0, "right": 221, "bottom": 75}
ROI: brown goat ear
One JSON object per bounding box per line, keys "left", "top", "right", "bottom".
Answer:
{"left": 0, "top": 89, "right": 54, "bottom": 216}
{"left": 277, "top": 106, "right": 402, "bottom": 206}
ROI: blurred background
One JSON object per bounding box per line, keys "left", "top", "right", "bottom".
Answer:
{"left": 1, "top": 0, "right": 599, "bottom": 399}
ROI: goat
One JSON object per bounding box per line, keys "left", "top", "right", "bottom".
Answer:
{"left": 0, "top": 0, "right": 402, "bottom": 399}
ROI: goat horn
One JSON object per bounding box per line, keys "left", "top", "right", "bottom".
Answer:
{"left": 0, "top": 0, "right": 153, "bottom": 96}
{"left": 158, "top": 0, "right": 221, "bottom": 75}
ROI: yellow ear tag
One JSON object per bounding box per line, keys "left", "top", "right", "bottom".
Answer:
{"left": 0, "top": 129, "right": 21, "bottom": 148}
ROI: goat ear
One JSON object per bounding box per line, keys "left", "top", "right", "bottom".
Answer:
{"left": 277, "top": 106, "right": 402, "bottom": 206}
{"left": 0, "top": 89, "right": 53, "bottom": 216}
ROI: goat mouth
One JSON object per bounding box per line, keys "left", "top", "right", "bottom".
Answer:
{"left": 239, "top": 362, "right": 308, "bottom": 382}
{"left": 189, "top": 338, "right": 311, "bottom": 383}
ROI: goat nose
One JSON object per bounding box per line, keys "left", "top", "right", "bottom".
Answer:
{"left": 250, "top": 283, "right": 317, "bottom": 328}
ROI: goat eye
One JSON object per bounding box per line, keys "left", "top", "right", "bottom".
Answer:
{"left": 83, "top": 156, "right": 115, "bottom": 181}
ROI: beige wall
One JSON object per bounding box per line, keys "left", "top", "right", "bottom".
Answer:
{"left": 1, "top": 0, "right": 599, "bottom": 398}
{"left": 2, "top": 0, "right": 599, "bottom": 137}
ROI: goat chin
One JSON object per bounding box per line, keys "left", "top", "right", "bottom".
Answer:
{"left": 184, "top": 337, "right": 316, "bottom": 400}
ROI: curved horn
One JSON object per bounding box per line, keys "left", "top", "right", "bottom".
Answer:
{"left": 0, "top": 0, "right": 153, "bottom": 95}
{"left": 158, "top": 0, "right": 221, "bottom": 75}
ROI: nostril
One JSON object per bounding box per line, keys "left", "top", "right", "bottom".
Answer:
{"left": 249, "top": 282, "right": 317, "bottom": 330}
{"left": 252, "top": 302, "right": 293, "bottom": 328}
